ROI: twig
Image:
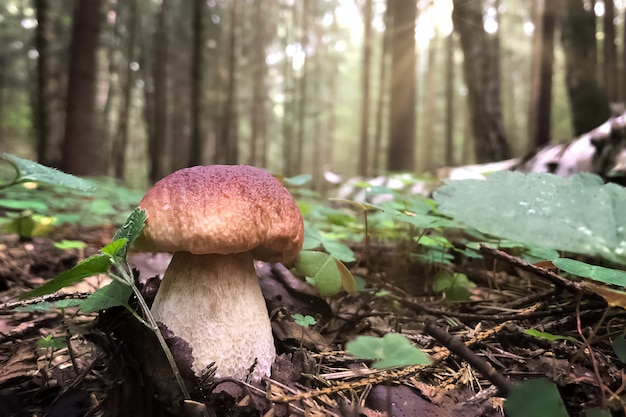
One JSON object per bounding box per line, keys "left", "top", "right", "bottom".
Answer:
{"left": 390, "top": 293, "right": 597, "bottom": 322}
{"left": 0, "top": 291, "right": 91, "bottom": 312}
{"left": 478, "top": 245, "right": 593, "bottom": 296}
{"left": 575, "top": 297, "right": 607, "bottom": 408}
{"left": 424, "top": 320, "right": 512, "bottom": 396}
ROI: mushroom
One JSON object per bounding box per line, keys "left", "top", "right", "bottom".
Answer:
{"left": 134, "top": 165, "right": 304, "bottom": 381}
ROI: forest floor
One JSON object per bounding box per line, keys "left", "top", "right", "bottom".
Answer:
{"left": 0, "top": 225, "right": 623, "bottom": 417}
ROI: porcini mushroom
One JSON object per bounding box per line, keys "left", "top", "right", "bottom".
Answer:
{"left": 134, "top": 165, "right": 304, "bottom": 381}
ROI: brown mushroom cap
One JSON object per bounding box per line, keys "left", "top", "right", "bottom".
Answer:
{"left": 135, "top": 165, "right": 304, "bottom": 263}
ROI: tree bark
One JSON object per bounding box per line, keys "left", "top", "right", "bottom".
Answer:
{"left": 217, "top": 1, "right": 239, "bottom": 165}
{"left": 560, "top": 0, "right": 610, "bottom": 135}
{"left": 386, "top": 0, "right": 417, "bottom": 172}
{"left": 294, "top": 1, "right": 309, "bottom": 175}
{"left": 444, "top": 32, "right": 455, "bottom": 166}
{"left": 60, "top": 0, "right": 105, "bottom": 176}
{"left": 34, "top": 0, "right": 52, "bottom": 165}
{"left": 189, "top": 0, "right": 205, "bottom": 166}
{"left": 358, "top": 0, "right": 373, "bottom": 177}
{"left": 148, "top": 0, "right": 169, "bottom": 182}
{"left": 603, "top": 0, "right": 617, "bottom": 102}
{"left": 112, "top": 0, "right": 138, "bottom": 179}
{"left": 452, "top": 0, "right": 510, "bottom": 162}
{"left": 420, "top": 36, "right": 438, "bottom": 173}
{"left": 623, "top": 0, "right": 626, "bottom": 102}
{"left": 528, "top": 0, "right": 556, "bottom": 149}
{"left": 281, "top": 3, "right": 295, "bottom": 175}
{"left": 248, "top": 0, "right": 268, "bottom": 167}
{"left": 373, "top": 5, "right": 390, "bottom": 174}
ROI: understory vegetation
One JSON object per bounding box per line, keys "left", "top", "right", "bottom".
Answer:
{"left": 2, "top": 154, "right": 626, "bottom": 417}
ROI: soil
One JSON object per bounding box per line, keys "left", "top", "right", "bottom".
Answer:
{"left": 0, "top": 228, "right": 624, "bottom": 417}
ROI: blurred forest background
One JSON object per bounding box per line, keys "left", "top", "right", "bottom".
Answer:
{"left": 0, "top": 0, "right": 622, "bottom": 190}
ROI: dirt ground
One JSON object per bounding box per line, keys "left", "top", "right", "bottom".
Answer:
{"left": 0, "top": 229, "right": 624, "bottom": 417}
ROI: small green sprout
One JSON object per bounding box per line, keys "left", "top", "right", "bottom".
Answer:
{"left": 36, "top": 335, "right": 67, "bottom": 351}
{"left": 292, "top": 313, "right": 317, "bottom": 348}
{"left": 292, "top": 313, "right": 316, "bottom": 327}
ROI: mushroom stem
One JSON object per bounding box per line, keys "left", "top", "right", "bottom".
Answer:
{"left": 151, "top": 251, "right": 276, "bottom": 381}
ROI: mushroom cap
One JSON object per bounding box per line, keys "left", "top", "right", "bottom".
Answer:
{"left": 135, "top": 165, "right": 304, "bottom": 263}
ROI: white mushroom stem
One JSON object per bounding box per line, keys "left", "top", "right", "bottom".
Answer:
{"left": 151, "top": 251, "right": 276, "bottom": 381}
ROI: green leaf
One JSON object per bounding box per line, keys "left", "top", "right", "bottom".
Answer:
{"left": 2, "top": 153, "right": 95, "bottom": 192}
{"left": 346, "top": 333, "right": 431, "bottom": 369}
{"left": 295, "top": 251, "right": 343, "bottom": 296}
{"left": 552, "top": 258, "right": 626, "bottom": 286}
{"left": 585, "top": 408, "right": 612, "bottom": 417}
{"left": 36, "top": 335, "right": 67, "bottom": 350}
{"left": 0, "top": 199, "right": 49, "bottom": 212}
{"left": 20, "top": 254, "right": 112, "bottom": 299}
{"left": 54, "top": 240, "right": 88, "bottom": 250}
{"left": 292, "top": 313, "right": 317, "bottom": 327}
{"left": 524, "top": 328, "right": 576, "bottom": 343}
{"left": 504, "top": 379, "right": 569, "bottom": 417}
{"left": 386, "top": 210, "right": 453, "bottom": 229}
{"left": 89, "top": 199, "right": 116, "bottom": 216}
{"left": 335, "top": 258, "right": 357, "bottom": 293}
{"left": 102, "top": 238, "right": 128, "bottom": 258}
{"left": 432, "top": 270, "right": 476, "bottom": 300}
{"left": 77, "top": 280, "right": 132, "bottom": 313}
{"left": 283, "top": 174, "right": 312, "bottom": 186}
{"left": 612, "top": 334, "right": 626, "bottom": 363}
{"left": 416, "top": 235, "right": 453, "bottom": 248}
{"left": 321, "top": 240, "right": 356, "bottom": 262}
{"left": 434, "top": 171, "right": 626, "bottom": 264}
{"left": 112, "top": 208, "right": 147, "bottom": 259}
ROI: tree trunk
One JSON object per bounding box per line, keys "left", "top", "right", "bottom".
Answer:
{"left": 528, "top": 0, "right": 556, "bottom": 149}
{"left": 311, "top": 16, "right": 325, "bottom": 191}
{"left": 452, "top": 0, "right": 510, "bottom": 162}
{"left": 217, "top": 1, "right": 239, "bottom": 165}
{"left": 294, "top": 1, "right": 309, "bottom": 175}
{"left": 386, "top": 0, "right": 417, "bottom": 172}
{"left": 420, "top": 36, "right": 438, "bottom": 173}
{"left": 111, "top": 0, "right": 138, "bottom": 179}
{"left": 281, "top": 2, "right": 295, "bottom": 175}
{"left": 358, "top": 0, "right": 373, "bottom": 177}
{"left": 560, "top": 0, "right": 610, "bottom": 135}
{"left": 189, "top": 0, "right": 206, "bottom": 166}
{"left": 248, "top": 0, "right": 268, "bottom": 167}
{"left": 623, "top": 0, "right": 626, "bottom": 102}
{"left": 373, "top": 5, "right": 390, "bottom": 174}
{"left": 444, "top": 32, "right": 455, "bottom": 166}
{"left": 60, "top": 0, "right": 105, "bottom": 176}
{"left": 100, "top": 0, "right": 122, "bottom": 171}
{"left": 603, "top": 0, "right": 617, "bottom": 102}
{"left": 34, "top": 0, "right": 52, "bottom": 165}
{"left": 148, "top": 0, "right": 169, "bottom": 182}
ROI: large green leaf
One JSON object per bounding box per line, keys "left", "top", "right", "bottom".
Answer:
{"left": 2, "top": 153, "right": 95, "bottom": 192}
{"left": 504, "top": 379, "right": 569, "bottom": 417}
{"left": 553, "top": 258, "right": 626, "bottom": 286}
{"left": 112, "top": 208, "right": 146, "bottom": 260}
{"left": 434, "top": 172, "right": 626, "bottom": 264}
{"left": 20, "top": 255, "right": 112, "bottom": 299}
{"left": 294, "top": 250, "right": 356, "bottom": 296}
{"left": 346, "top": 333, "right": 431, "bottom": 369}
{"left": 78, "top": 280, "right": 132, "bottom": 313}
